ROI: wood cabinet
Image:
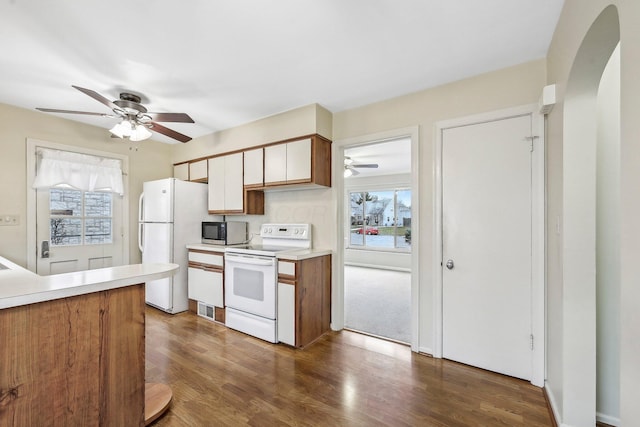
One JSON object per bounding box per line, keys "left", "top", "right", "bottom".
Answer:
{"left": 188, "top": 159, "right": 208, "bottom": 182}
{"left": 0, "top": 284, "right": 146, "bottom": 426}
{"left": 244, "top": 148, "right": 264, "bottom": 187}
{"left": 265, "top": 136, "right": 330, "bottom": 187}
{"left": 174, "top": 163, "right": 189, "bottom": 181}
{"left": 188, "top": 250, "right": 225, "bottom": 323}
{"left": 277, "top": 254, "right": 331, "bottom": 348}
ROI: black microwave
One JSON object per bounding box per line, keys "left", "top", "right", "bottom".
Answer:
{"left": 202, "top": 221, "right": 248, "bottom": 245}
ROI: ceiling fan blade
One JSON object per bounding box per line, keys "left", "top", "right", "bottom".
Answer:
{"left": 72, "top": 85, "right": 119, "bottom": 110}
{"left": 353, "top": 163, "right": 379, "bottom": 168}
{"left": 36, "top": 107, "right": 113, "bottom": 117}
{"left": 149, "top": 122, "right": 192, "bottom": 143}
{"left": 146, "top": 112, "right": 194, "bottom": 123}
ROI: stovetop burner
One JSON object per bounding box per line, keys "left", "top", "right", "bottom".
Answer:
{"left": 225, "top": 223, "right": 311, "bottom": 257}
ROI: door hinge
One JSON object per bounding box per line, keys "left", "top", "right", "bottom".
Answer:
{"left": 524, "top": 136, "right": 539, "bottom": 152}
{"left": 530, "top": 334, "right": 534, "bottom": 350}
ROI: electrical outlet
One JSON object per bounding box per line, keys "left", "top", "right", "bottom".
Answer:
{"left": 0, "top": 215, "right": 19, "bottom": 226}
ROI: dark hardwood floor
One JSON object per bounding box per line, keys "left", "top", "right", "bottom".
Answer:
{"left": 145, "top": 307, "right": 553, "bottom": 426}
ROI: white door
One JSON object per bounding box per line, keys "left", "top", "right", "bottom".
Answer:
{"left": 442, "top": 114, "right": 532, "bottom": 380}
{"left": 36, "top": 187, "right": 124, "bottom": 275}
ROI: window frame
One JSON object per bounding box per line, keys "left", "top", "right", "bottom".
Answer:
{"left": 347, "top": 187, "right": 412, "bottom": 253}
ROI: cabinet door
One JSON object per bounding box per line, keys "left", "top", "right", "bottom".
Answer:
{"left": 188, "top": 267, "right": 223, "bottom": 307}
{"left": 208, "top": 157, "right": 225, "bottom": 211}
{"left": 244, "top": 148, "right": 264, "bottom": 186}
{"left": 286, "top": 138, "right": 312, "bottom": 181}
{"left": 277, "top": 282, "right": 295, "bottom": 346}
{"left": 264, "top": 144, "right": 287, "bottom": 184}
{"left": 225, "top": 152, "right": 244, "bottom": 211}
{"left": 173, "top": 163, "right": 189, "bottom": 181}
{"left": 189, "top": 159, "right": 208, "bottom": 182}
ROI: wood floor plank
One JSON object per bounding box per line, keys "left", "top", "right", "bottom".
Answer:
{"left": 145, "top": 307, "right": 553, "bottom": 426}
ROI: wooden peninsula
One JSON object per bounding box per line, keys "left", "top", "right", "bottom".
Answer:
{"left": 0, "top": 256, "right": 178, "bottom": 427}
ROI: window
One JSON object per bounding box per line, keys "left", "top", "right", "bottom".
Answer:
{"left": 49, "top": 188, "right": 113, "bottom": 246}
{"left": 349, "top": 189, "right": 411, "bottom": 251}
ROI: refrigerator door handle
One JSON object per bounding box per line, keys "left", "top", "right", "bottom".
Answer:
{"left": 138, "top": 192, "right": 144, "bottom": 222}
{"left": 138, "top": 223, "right": 144, "bottom": 253}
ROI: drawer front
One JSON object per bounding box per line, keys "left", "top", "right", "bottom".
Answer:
{"left": 188, "top": 251, "right": 223, "bottom": 267}
{"left": 278, "top": 260, "right": 296, "bottom": 278}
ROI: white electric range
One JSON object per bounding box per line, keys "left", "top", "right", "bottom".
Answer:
{"left": 224, "top": 223, "right": 311, "bottom": 343}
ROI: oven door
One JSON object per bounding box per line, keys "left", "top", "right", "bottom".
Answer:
{"left": 224, "top": 252, "right": 277, "bottom": 319}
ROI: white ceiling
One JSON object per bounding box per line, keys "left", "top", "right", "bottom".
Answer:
{"left": 0, "top": 1, "right": 564, "bottom": 144}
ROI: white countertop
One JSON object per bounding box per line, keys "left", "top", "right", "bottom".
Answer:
{"left": 0, "top": 256, "right": 178, "bottom": 310}
{"left": 186, "top": 243, "right": 331, "bottom": 260}
{"left": 277, "top": 248, "right": 332, "bottom": 261}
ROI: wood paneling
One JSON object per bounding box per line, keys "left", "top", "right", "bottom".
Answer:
{"left": 0, "top": 284, "right": 145, "bottom": 427}
{"left": 145, "top": 307, "right": 554, "bottom": 426}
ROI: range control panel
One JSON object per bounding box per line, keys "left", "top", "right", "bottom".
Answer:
{"left": 260, "top": 223, "right": 310, "bottom": 240}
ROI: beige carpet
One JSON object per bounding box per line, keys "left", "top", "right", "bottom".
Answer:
{"left": 344, "top": 265, "right": 411, "bottom": 343}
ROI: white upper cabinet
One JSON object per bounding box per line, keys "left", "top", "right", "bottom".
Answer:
{"left": 264, "top": 138, "right": 312, "bottom": 185}
{"left": 264, "top": 143, "right": 287, "bottom": 184}
{"left": 173, "top": 163, "right": 189, "bottom": 181}
{"left": 243, "top": 148, "right": 264, "bottom": 187}
{"left": 285, "top": 138, "right": 311, "bottom": 181}
{"left": 208, "top": 152, "right": 244, "bottom": 213}
{"left": 188, "top": 159, "right": 208, "bottom": 182}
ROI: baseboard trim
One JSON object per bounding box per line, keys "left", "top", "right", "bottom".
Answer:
{"left": 596, "top": 412, "right": 620, "bottom": 426}
{"left": 544, "top": 383, "right": 560, "bottom": 427}
{"left": 418, "top": 346, "right": 433, "bottom": 356}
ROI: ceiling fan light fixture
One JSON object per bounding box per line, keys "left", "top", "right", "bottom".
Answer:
{"left": 344, "top": 166, "right": 353, "bottom": 178}
{"left": 109, "top": 120, "right": 132, "bottom": 138}
{"left": 129, "top": 123, "right": 152, "bottom": 141}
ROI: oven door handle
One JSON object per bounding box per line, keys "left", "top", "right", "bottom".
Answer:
{"left": 226, "top": 254, "right": 275, "bottom": 266}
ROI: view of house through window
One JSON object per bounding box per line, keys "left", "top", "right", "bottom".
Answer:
{"left": 49, "top": 188, "right": 113, "bottom": 246}
{"left": 349, "top": 189, "right": 411, "bottom": 250}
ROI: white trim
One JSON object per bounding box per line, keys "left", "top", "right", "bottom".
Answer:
{"left": 596, "top": 412, "right": 621, "bottom": 427}
{"left": 332, "top": 126, "right": 420, "bottom": 352}
{"left": 545, "top": 383, "right": 563, "bottom": 426}
{"left": 433, "top": 104, "right": 545, "bottom": 386}
{"left": 26, "top": 139, "right": 130, "bottom": 272}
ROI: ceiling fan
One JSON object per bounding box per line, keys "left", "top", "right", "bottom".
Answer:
{"left": 344, "top": 156, "right": 378, "bottom": 177}
{"left": 36, "top": 85, "right": 194, "bottom": 143}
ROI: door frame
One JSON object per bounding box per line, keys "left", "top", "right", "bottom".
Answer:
{"left": 433, "top": 104, "right": 545, "bottom": 386}
{"left": 332, "top": 126, "right": 420, "bottom": 352}
{"left": 26, "top": 138, "right": 130, "bottom": 272}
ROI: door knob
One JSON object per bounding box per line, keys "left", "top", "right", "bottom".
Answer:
{"left": 445, "top": 259, "right": 454, "bottom": 270}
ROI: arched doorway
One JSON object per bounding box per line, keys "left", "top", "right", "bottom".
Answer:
{"left": 561, "top": 5, "right": 620, "bottom": 426}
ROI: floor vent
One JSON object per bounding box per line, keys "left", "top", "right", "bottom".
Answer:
{"left": 197, "top": 302, "right": 215, "bottom": 321}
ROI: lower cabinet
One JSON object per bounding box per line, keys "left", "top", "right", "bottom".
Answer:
{"left": 187, "top": 250, "right": 225, "bottom": 323}
{"left": 277, "top": 254, "right": 331, "bottom": 348}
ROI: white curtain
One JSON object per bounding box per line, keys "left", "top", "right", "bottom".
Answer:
{"left": 32, "top": 148, "right": 124, "bottom": 195}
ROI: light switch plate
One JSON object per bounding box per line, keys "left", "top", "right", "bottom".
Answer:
{"left": 0, "top": 215, "right": 19, "bottom": 226}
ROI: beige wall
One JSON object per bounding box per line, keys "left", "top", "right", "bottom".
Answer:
{"left": 171, "top": 103, "right": 332, "bottom": 164}
{"left": 332, "top": 59, "right": 546, "bottom": 353}
{"left": 546, "top": 0, "right": 640, "bottom": 425}
{"left": 0, "top": 103, "right": 173, "bottom": 268}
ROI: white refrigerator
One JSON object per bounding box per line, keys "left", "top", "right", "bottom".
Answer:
{"left": 138, "top": 178, "right": 216, "bottom": 313}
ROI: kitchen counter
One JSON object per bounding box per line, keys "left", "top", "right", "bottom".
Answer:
{"left": 186, "top": 243, "right": 331, "bottom": 260}
{"left": 0, "top": 255, "right": 178, "bottom": 310}
{"left": 276, "top": 248, "right": 332, "bottom": 261}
